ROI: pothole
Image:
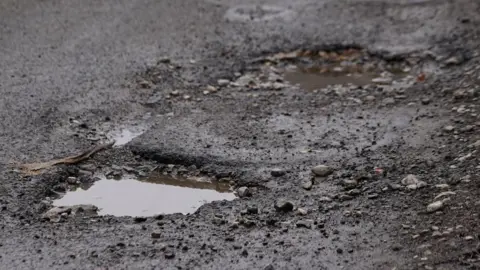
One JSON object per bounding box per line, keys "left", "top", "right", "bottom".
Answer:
{"left": 52, "top": 173, "right": 236, "bottom": 216}
{"left": 274, "top": 49, "right": 413, "bottom": 90}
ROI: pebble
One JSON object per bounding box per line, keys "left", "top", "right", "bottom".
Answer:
{"left": 274, "top": 200, "right": 294, "bottom": 212}
{"left": 427, "top": 200, "right": 445, "bottom": 213}
{"left": 296, "top": 208, "right": 308, "bottom": 216}
{"left": 271, "top": 168, "right": 286, "bottom": 177}
{"left": 401, "top": 174, "right": 427, "bottom": 189}
{"left": 319, "top": 196, "right": 332, "bottom": 202}
{"left": 134, "top": 217, "right": 148, "bottom": 223}
{"left": 382, "top": 97, "right": 395, "bottom": 106}
{"left": 311, "top": 165, "right": 333, "bottom": 177}
{"left": 365, "top": 95, "right": 376, "bottom": 101}
{"left": 264, "top": 264, "right": 275, "bottom": 270}
{"left": 164, "top": 251, "right": 175, "bottom": 259}
{"left": 443, "top": 125, "right": 455, "bottom": 132}
{"left": 435, "top": 184, "right": 450, "bottom": 189}
{"left": 217, "top": 79, "right": 230, "bottom": 86}
{"left": 391, "top": 244, "right": 403, "bottom": 251}
{"left": 388, "top": 183, "right": 403, "bottom": 190}
{"left": 367, "top": 193, "right": 379, "bottom": 199}
{"left": 421, "top": 97, "right": 431, "bottom": 105}
{"left": 372, "top": 77, "right": 392, "bottom": 84}
{"left": 434, "top": 191, "right": 455, "bottom": 200}
{"left": 302, "top": 180, "right": 313, "bottom": 190}
{"left": 342, "top": 179, "right": 358, "bottom": 190}
{"left": 66, "top": 177, "right": 77, "bottom": 185}
{"left": 296, "top": 219, "right": 314, "bottom": 229}
{"left": 247, "top": 206, "right": 259, "bottom": 214}
{"left": 237, "top": 187, "right": 251, "bottom": 198}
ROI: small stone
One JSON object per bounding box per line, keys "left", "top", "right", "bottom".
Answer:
{"left": 434, "top": 191, "right": 455, "bottom": 200}
{"left": 391, "top": 244, "right": 403, "bottom": 251}
{"left": 247, "top": 206, "right": 259, "bottom": 214}
{"left": 302, "top": 180, "right": 313, "bottom": 190}
{"left": 237, "top": 187, "right": 251, "bottom": 198}
{"left": 170, "top": 90, "right": 180, "bottom": 96}
{"left": 382, "top": 97, "right": 395, "bottom": 106}
{"left": 212, "top": 217, "right": 226, "bottom": 225}
{"left": 151, "top": 232, "right": 161, "bottom": 239}
{"left": 66, "top": 177, "right": 77, "bottom": 185}
{"left": 274, "top": 200, "right": 294, "bottom": 212}
{"left": 183, "top": 95, "right": 191, "bottom": 100}
{"left": 134, "top": 217, "right": 148, "bottom": 223}
{"left": 311, "top": 165, "right": 333, "bottom": 177}
{"left": 365, "top": 95, "right": 376, "bottom": 101}
{"left": 271, "top": 168, "right": 286, "bottom": 177}
{"left": 264, "top": 264, "right": 275, "bottom": 270}
{"left": 435, "top": 184, "right": 450, "bottom": 189}
{"left": 432, "top": 231, "right": 442, "bottom": 238}
{"left": 427, "top": 201, "right": 445, "bottom": 213}
{"left": 465, "top": 236, "right": 474, "bottom": 240}
{"left": 401, "top": 174, "right": 419, "bottom": 185}
{"left": 296, "top": 208, "right": 308, "bottom": 215}
{"left": 296, "top": 219, "right": 314, "bottom": 229}
{"left": 346, "top": 189, "right": 361, "bottom": 196}
{"left": 367, "top": 193, "right": 379, "bottom": 199}
{"left": 443, "top": 125, "right": 455, "bottom": 132}
{"left": 421, "top": 98, "right": 431, "bottom": 105}
{"left": 372, "top": 77, "right": 392, "bottom": 84}
{"left": 444, "top": 56, "right": 463, "bottom": 66}
{"left": 164, "top": 251, "right": 175, "bottom": 259}
{"left": 319, "top": 196, "right": 332, "bottom": 202}
{"left": 217, "top": 79, "right": 230, "bottom": 86}
{"left": 388, "top": 183, "right": 403, "bottom": 190}
{"left": 342, "top": 179, "right": 358, "bottom": 190}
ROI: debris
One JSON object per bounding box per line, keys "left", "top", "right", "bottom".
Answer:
{"left": 15, "top": 142, "right": 114, "bottom": 175}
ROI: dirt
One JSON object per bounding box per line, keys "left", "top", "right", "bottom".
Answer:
{"left": 1, "top": 0, "right": 480, "bottom": 269}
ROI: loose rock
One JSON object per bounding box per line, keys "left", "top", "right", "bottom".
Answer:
{"left": 237, "top": 187, "right": 251, "bottom": 198}
{"left": 296, "top": 219, "right": 314, "bottom": 229}
{"left": 302, "top": 180, "right": 313, "bottom": 190}
{"left": 427, "top": 200, "right": 446, "bottom": 213}
{"left": 311, "top": 165, "right": 333, "bottom": 177}
{"left": 271, "top": 168, "right": 286, "bottom": 177}
{"left": 274, "top": 200, "right": 294, "bottom": 212}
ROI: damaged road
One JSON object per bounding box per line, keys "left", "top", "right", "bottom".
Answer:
{"left": 1, "top": 0, "right": 480, "bottom": 269}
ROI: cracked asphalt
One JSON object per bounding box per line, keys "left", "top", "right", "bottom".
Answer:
{"left": 1, "top": 0, "right": 480, "bottom": 269}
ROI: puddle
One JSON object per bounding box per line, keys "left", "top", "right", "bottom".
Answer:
{"left": 284, "top": 66, "right": 408, "bottom": 91}
{"left": 284, "top": 70, "right": 377, "bottom": 91}
{"left": 53, "top": 174, "right": 236, "bottom": 216}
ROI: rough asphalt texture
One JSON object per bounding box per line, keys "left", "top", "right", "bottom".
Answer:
{"left": 1, "top": 0, "right": 480, "bottom": 269}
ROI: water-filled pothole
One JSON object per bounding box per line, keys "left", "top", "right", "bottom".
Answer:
{"left": 267, "top": 48, "right": 414, "bottom": 90}
{"left": 53, "top": 174, "right": 236, "bottom": 216}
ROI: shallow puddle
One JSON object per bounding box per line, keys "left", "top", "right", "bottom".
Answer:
{"left": 284, "top": 70, "right": 376, "bottom": 91}
{"left": 53, "top": 174, "right": 236, "bottom": 216}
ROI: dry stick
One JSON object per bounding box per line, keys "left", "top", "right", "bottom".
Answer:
{"left": 16, "top": 141, "right": 114, "bottom": 173}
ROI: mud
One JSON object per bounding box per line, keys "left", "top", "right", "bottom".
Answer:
{"left": 1, "top": 0, "right": 480, "bottom": 269}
